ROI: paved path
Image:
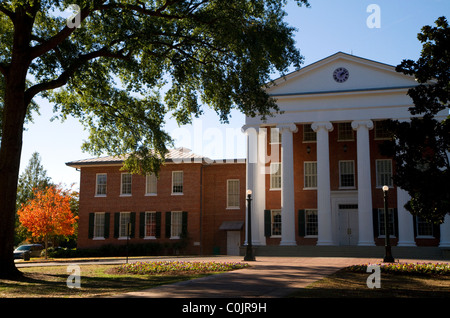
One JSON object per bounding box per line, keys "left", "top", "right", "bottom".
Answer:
{"left": 117, "top": 256, "right": 381, "bottom": 298}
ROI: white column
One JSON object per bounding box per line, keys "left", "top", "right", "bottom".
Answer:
{"left": 439, "top": 215, "right": 450, "bottom": 248}
{"left": 241, "top": 125, "right": 260, "bottom": 245}
{"left": 278, "top": 123, "right": 298, "bottom": 246}
{"left": 396, "top": 187, "right": 416, "bottom": 246}
{"left": 254, "top": 128, "right": 266, "bottom": 245}
{"left": 312, "top": 121, "right": 334, "bottom": 246}
{"left": 351, "top": 120, "right": 375, "bottom": 246}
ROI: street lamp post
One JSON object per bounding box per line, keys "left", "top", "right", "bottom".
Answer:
{"left": 382, "top": 185, "right": 395, "bottom": 263}
{"left": 244, "top": 189, "right": 256, "bottom": 261}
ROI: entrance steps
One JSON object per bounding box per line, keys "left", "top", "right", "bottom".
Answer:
{"left": 239, "top": 245, "right": 450, "bottom": 260}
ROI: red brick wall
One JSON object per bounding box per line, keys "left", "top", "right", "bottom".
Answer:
{"left": 202, "top": 162, "right": 246, "bottom": 254}
{"left": 77, "top": 161, "right": 247, "bottom": 254}
{"left": 78, "top": 163, "right": 203, "bottom": 253}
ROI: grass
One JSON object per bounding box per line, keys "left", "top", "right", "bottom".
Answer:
{"left": 290, "top": 263, "right": 450, "bottom": 298}
{"left": 0, "top": 261, "right": 249, "bottom": 298}
{"left": 2, "top": 260, "right": 449, "bottom": 298}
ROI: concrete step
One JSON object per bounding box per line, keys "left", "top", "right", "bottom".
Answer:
{"left": 240, "top": 245, "right": 449, "bottom": 260}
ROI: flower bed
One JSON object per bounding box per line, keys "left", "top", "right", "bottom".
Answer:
{"left": 116, "top": 260, "right": 250, "bottom": 275}
{"left": 346, "top": 262, "right": 450, "bottom": 276}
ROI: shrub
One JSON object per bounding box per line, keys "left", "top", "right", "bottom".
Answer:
{"left": 346, "top": 262, "right": 450, "bottom": 276}
{"left": 116, "top": 261, "right": 250, "bottom": 275}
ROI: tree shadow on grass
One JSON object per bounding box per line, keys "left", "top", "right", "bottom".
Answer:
{"left": 290, "top": 269, "right": 450, "bottom": 298}
{"left": 0, "top": 267, "right": 208, "bottom": 298}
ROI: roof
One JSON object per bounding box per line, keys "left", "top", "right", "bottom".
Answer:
{"left": 266, "top": 51, "right": 402, "bottom": 89}
{"left": 66, "top": 147, "right": 211, "bottom": 168}
{"left": 219, "top": 221, "right": 244, "bottom": 231}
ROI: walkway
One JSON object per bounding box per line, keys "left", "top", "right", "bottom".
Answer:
{"left": 117, "top": 256, "right": 381, "bottom": 298}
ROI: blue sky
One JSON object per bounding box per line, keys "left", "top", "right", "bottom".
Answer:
{"left": 19, "top": 0, "right": 449, "bottom": 189}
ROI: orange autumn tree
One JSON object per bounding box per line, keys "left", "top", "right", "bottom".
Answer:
{"left": 17, "top": 185, "right": 78, "bottom": 259}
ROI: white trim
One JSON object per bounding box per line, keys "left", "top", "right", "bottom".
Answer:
{"left": 270, "top": 209, "right": 282, "bottom": 238}
{"left": 118, "top": 211, "right": 131, "bottom": 239}
{"left": 304, "top": 161, "right": 317, "bottom": 189}
{"left": 171, "top": 171, "right": 184, "bottom": 195}
{"left": 270, "top": 162, "right": 281, "bottom": 190}
{"left": 95, "top": 173, "right": 107, "bottom": 197}
{"left": 304, "top": 209, "right": 318, "bottom": 238}
{"left": 269, "top": 127, "right": 281, "bottom": 144}
{"left": 120, "top": 173, "right": 132, "bottom": 196}
{"left": 338, "top": 160, "right": 356, "bottom": 189}
{"left": 145, "top": 173, "right": 158, "bottom": 196}
{"left": 144, "top": 211, "right": 157, "bottom": 239}
{"left": 337, "top": 122, "right": 355, "bottom": 141}
{"left": 93, "top": 212, "right": 105, "bottom": 239}
{"left": 375, "top": 159, "right": 393, "bottom": 188}
{"left": 226, "top": 179, "right": 240, "bottom": 209}
{"left": 170, "top": 211, "right": 183, "bottom": 239}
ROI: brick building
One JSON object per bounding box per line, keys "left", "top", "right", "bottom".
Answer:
{"left": 67, "top": 53, "right": 450, "bottom": 257}
{"left": 66, "top": 149, "right": 246, "bottom": 255}
{"left": 242, "top": 52, "right": 450, "bottom": 252}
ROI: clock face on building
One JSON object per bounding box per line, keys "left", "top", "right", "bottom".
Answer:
{"left": 333, "top": 67, "right": 349, "bottom": 83}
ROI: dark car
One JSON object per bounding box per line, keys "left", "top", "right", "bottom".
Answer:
{"left": 14, "top": 244, "right": 44, "bottom": 259}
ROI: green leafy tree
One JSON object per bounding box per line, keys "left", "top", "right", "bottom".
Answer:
{"left": 16, "top": 152, "right": 52, "bottom": 208}
{"left": 15, "top": 151, "right": 53, "bottom": 245}
{"left": 382, "top": 16, "right": 450, "bottom": 224}
{"left": 0, "top": 0, "right": 309, "bottom": 277}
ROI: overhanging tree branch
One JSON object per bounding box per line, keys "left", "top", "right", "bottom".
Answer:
{"left": 28, "top": 3, "right": 103, "bottom": 61}
{"left": 25, "top": 46, "right": 131, "bottom": 102}
{"left": 0, "top": 4, "right": 15, "bottom": 21}
{"left": 98, "top": 0, "right": 184, "bottom": 19}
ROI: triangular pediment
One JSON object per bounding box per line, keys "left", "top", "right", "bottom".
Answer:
{"left": 266, "top": 52, "right": 417, "bottom": 96}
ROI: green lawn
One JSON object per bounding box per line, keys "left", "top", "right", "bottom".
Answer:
{"left": 1, "top": 260, "right": 249, "bottom": 298}
{"left": 290, "top": 268, "right": 450, "bottom": 298}
{"left": 2, "top": 261, "right": 449, "bottom": 298}
{"left": 0, "top": 264, "right": 211, "bottom": 298}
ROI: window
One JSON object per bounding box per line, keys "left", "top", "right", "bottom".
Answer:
{"left": 119, "top": 212, "right": 131, "bottom": 238}
{"left": 171, "top": 211, "right": 183, "bottom": 238}
{"left": 339, "top": 160, "right": 355, "bottom": 188}
{"left": 270, "top": 127, "right": 281, "bottom": 144}
{"left": 303, "top": 124, "right": 316, "bottom": 142}
{"left": 304, "top": 162, "right": 317, "bottom": 189}
{"left": 146, "top": 173, "right": 157, "bottom": 195}
{"left": 93, "top": 213, "right": 105, "bottom": 239}
{"left": 271, "top": 210, "right": 282, "bottom": 236}
{"left": 96, "top": 174, "right": 107, "bottom": 196}
{"left": 337, "top": 122, "right": 354, "bottom": 141}
{"left": 121, "top": 173, "right": 132, "bottom": 195}
{"left": 270, "top": 163, "right": 281, "bottom": 190}
{"left": 374, "top": 120, "right": 391, "bottom": 140}
{"left": 416, "top": 217, "right": 434, "bottom": 237}
{"left": 378, "top": 208, "right": 395, "bottom": 236}
{"left": 172, "top": 171, "right": 183, "bottom": 194}
{"left": 376, "top": 159, "right": 393, "bottom": 187}
{"left": 145, "top": 211, "right": 157, "bottom": 238}
{"left": 227, "top": 179, "right": 240, "bottom": 209}
{"left": 305, "top": 209, "right": 318, "bottom": 236}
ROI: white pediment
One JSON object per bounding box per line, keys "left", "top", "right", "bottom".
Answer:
{"left": 266, "top": 52, "right": 417, "bottom": 97}
{"left": 243, "top": 52, "right": 424, "bottom": 126}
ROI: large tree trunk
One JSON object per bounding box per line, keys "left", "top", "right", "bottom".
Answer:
{"left": 0, "top": 81, "right": 28, "bottom": 278}
{"left": 0, "top": 7, "right": 34, "bottom": 278}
